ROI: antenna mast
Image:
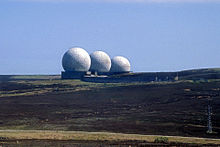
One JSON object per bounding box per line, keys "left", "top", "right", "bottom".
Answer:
{"left": 207, "top": 99, "right": 213, "bottom": 134}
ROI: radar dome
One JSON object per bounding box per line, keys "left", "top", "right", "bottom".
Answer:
{"left": 110, "top": 56, "right": 130, "bottom": 73}
{"left": 90, "top": 51, "right": 111, "bottom": 72}
{"left": 62, "top": 47, "right": 91, "bottom": 72}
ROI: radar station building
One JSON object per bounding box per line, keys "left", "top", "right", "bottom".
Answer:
{"left": 61, "top": 47, "right": 131, "bottom": 79}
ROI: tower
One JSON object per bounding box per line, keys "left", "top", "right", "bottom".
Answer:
{"left": 207, "top": 99, "right": 213, "bottom": 134}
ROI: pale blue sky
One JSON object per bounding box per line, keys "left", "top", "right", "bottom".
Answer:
{"left": 0, "top": 0, "right": 220, "bottom": 74}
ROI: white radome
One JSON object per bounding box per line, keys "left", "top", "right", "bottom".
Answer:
{"left": 90, "top": 51, "right": 111, "bottom": 72}
{"left": 110, "top": 56, "right": 131, "bottom": 73}
{"left": 62, "top": 47, "right": 91, "bottom": 72}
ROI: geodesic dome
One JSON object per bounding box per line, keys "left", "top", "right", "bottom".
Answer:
{"left": 62, "top": 47, "right": 91, "bottom": 72}
{"left": 90, "top": 51, "right": 111, "bottom": 72}
{"left": 110, "top": 56, "right": 130, "bottom": 73}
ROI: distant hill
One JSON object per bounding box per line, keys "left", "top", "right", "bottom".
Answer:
{"left": 84, "top": 68, "right": 220, "bottom": 83}
{"left": 113, "top": 68, "right": 220, "bottom": 80}
{"left": 177, "top": 68, "right": 220, "bottom": 80}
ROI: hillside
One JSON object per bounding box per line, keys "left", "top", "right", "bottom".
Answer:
{"left": 0, "top": 68, "right": 220, "bottom": 140}
{"left": 84, "top": 68, "right": 220, "bottom": 83}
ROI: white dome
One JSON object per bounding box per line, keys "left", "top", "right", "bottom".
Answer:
{"left": 110, "top": 56, "right": 130, "bottom": 73}
{"left": 90, "top": 51, "right": 111, "bottom": 72}
{"left": 62, "top": 47, "right": 91, "bottom": 72}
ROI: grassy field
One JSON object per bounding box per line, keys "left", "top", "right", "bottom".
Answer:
{"left": 0, "top": 70, "right": 220, "bottom": 145}
{"left": 0, "top": 76, "right": 134, "bottom": 98}
{"left": 0, "top": 130, "right": 219, "bottom": 146}
{"left": 1, "top": 74, "right": 150, "bottom": 97}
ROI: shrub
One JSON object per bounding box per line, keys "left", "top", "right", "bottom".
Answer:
{"left": 154, "top": 137, "right": 169, "bottom": 144}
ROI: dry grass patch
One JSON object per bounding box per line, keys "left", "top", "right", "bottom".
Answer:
{"left": 0, "top": 130, "right": 219, "bottom": 145}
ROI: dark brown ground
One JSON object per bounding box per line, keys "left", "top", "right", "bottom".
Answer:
{"left": 0, "top": 77, "right": 220, "bottom": 139}
{"left": 0, "top": 139, "right": 215, "bottom": 147}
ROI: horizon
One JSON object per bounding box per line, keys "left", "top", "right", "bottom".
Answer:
{"left": 1, "top": 67, "right": 219, "bottom": 75}
{"left": 1, "top": 0, "right": 220, "bottom": 74}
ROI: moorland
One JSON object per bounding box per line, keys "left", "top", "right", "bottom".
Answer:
{"left": 0, "top": 68, "right": 220, "bottom": 146}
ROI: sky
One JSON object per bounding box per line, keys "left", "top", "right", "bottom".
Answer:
{"left": 0, "top": 0, "right": 220, "bottom": 74}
